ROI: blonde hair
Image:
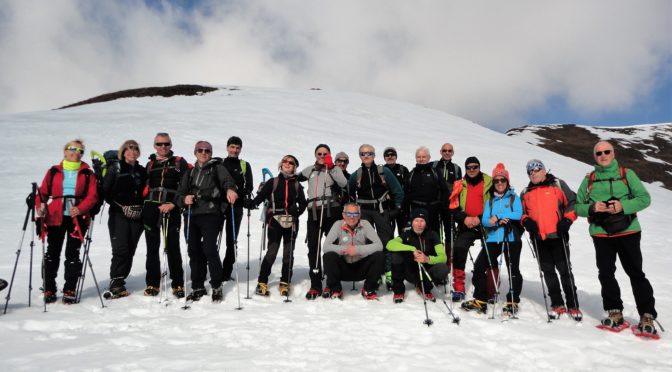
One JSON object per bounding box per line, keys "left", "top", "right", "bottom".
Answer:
{"left": 63, "top": 139, "right": 85, "bottom": 151}
{"left": 119, "top": 139, "right": 141, "bottom": 160}
{"left": 278, "top": 155, "right": 299, "bottom": 173}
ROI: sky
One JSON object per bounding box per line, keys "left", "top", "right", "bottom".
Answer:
{"left": 0, "top": 0, "right": 670, "bottom": 131}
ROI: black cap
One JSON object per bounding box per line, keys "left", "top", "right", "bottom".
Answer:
{"left": 410, "top": 208, "right": 428, "bottom": 223}
{"left": 465, "top": 156, "right": 480, "bottom": 167}
{"left": 227, "top": 136, "right": 242, "bottom": 147}
{"left": 315, "top": 144, "right": 331, "bottom": 154}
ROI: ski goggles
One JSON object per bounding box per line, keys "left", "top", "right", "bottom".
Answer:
{"left": 66, "top": 146, "right": 84, "bottom": 154}
{"left": 526, "top": 161, "right": 545, "bottom": 175}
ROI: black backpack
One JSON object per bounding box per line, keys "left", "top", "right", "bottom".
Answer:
{"left": 90, "top": 150, "right": 120, "bottom": 215}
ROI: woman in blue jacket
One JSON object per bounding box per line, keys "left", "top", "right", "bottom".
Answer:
{"left": 461, "top": 163, "right": 523, "bottom": 315}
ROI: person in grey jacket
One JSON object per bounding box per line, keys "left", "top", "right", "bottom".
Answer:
{"left": 177, "top": 141, "right": 237, "bottom": 302}
{"left": 322, "top": 203, "right": 385, "bottom": 300}
{"left": 298, "top": 144, "right": 349, "bottom": 299}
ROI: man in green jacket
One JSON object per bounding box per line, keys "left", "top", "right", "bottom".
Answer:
{"left": 576, "top": 141, "right": 658, "bottom": 338}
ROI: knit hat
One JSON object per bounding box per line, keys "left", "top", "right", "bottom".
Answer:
{"left": 383, "top": 147, "right": 397, "bottom": 157}
{"left": 227, "top": 136, "right": 242, "bottom": 147}
{"left": 315, "top": 144, "right": 331, "bottom": 154}
{"left": 335, "top": 152, "right": 349, "bottom": 161}
{"left": 410, "top": 208, "right": 428, "bottom": 223}
{"left": 491, "top": 163, "right": 510, "bottom": 181}
{"left": 194, "top": 141, "right": 212, "bottom": 154}
{"left": 465, "top": 156, "right": 480, "bottom": 167}
{"left": 526, "top": 159, "right": 545, "bottom": 172}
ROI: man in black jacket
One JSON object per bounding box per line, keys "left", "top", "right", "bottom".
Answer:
{"left": 383, "top": 147, "right": 410, "bottom": 235}
{"left": 405, "top": 146, "right": 450, "bottom": 236}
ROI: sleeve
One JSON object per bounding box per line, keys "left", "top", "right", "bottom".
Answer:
{"left": 621, "top": 169, "right": 651, "bottom": 215}
{"left": 77, "top": 170, "right": 99, "bottom": 214}
{"left": 243, "top": 161, "right": 254, "bottom": 196}
{"left": 482, "top": 200, "right": 494, "bottom": 227}
{"left": 217, "top": 164, "right": 237, "bottom": 191}
{"left": 574, "top": 176, "right": 592, "bottom": 218}
{"left": 347, "top": 170, "right": 358, "bottom": 200}
{"left": 296, "top": 183, "right": 307, "bottom": 216}
{"left": 322, "top": 221, "right": 344, "bottom": 255}
{"left": 558, "top": 179, "right": 577, "bottom": 221}
{"left": 101, "top": 164, "right": 118, "bottom": 203}
{"left": 386, "top": 236, "right": 415, "bottom": 252}
{"left": 426, "top": 231, "right": 446, "bottom": 265}
{"left": 297, "top": 166, "right": 310, "bottom": 182}
{"left": 510, "top": 194, "right": 523, "bottom": 221}
{"left": 329, "top": 166, "right": 348, "bottom": 188}
{"left": 251, "top": 178, "right": 272, "bottom": 207}
{"left": 383, "top": 167, "right": 404, "bottom": 208}
{"left": 175, "top": 171, "right": 191, "bottom": 209}
{"left": 37, "top": 168, "right": 52, "bottom": 207}
{"left": 355, "top": 221, "right": 384, "bottom": 257}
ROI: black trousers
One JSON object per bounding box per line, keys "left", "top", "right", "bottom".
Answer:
{"left": 535, "top": 238, "right": 578, "bottom": 308}
{"left": 221, "top": 205, "right": 243, "bottom": 280}
{"left": 188, "top": 214, "right": 224, "bottom": 289}
{"left": 452, "top": 228, "right": 482, "bottom": 270}
{"left": 391, "top": 251, "right": 449, "bottom": 294}
{"left": 440, "top": 209, "right": 456, "bottom": 260}
{"left": 143, "top": 204, "right": 184, "bottom": 288}
{"left": 593, "top": 232, "right": 656, "bottom": 317}
{"left": 108, "top": 210, "right": 144, "bottom": 288}
{"left": 361, "top": 208, "right": 394, "bottom": 273}
{"left": 471, "top": 241, "right": 523, "bottom": 302}
{"left": 258, "top": 218, "right": 298, "bottom": 284}
{"left": 305, "top": 205, "right": 340, "bottom": 289}
{"left": 45, "top": 217, "right": 87, "bottom": 292}
{"left": 323, "top": 251, "right": 385, "bottom": 292}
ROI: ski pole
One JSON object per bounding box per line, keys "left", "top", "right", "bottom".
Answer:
{"left": 503, "top": 224, "right": 518, "bottom": 318}
{"left": 312, "top": 200, "right": 325, "bottom": 274}
{"left": 526, "top": 234, "right": 551, "bottom": 323}
{"left": 245, "top": 206, "right": 251, "bottom": 299}
{"left": 479, "top": 226, "right": 500, "bottom": 319}
{"left": 159, "top": 213, "right": 169, "bottom": 304}
{"left": 41, "top": 237, "right": 47, "bottom": 313}
{"left": 560, "top": 235, "right": 579, "bottom": 313}
{"left": 417, "top": 261, "right": 433, "bottom": 327}
{"left": 76, "top": 217, "right": 104, "bottom": 307}
{"left": 419, "top": 264, "right": 460, "bottom": 325}
{"left": 231, "top": 207, "right": 242, "bottom": 310}
{"left": 182, "top": 206, "right": 191, "bottom": 310}
{"left": 284, "top": 221, "right": 296, "bottom": 303}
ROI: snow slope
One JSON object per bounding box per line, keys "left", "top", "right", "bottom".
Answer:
{"left": 0, "top": 87, "right": 670, "bottom": 371}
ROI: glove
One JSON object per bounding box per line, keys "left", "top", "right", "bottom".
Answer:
{"left": 242, "top": 198, "right": 257, "bottom": 210}
{"left": 324, "top": 153, "right": 334, "bottom": 170}
{"left": 387, "top": 208, "right": 400, "bottom": 219}
{"left": 557, "top": 218, "right": 572, "bottom": 235}
{"left": 523, "top": 218, "right": 539, "bottom": 235}
{"left": 287, "top": 205, "right": 299, "bottom": 216}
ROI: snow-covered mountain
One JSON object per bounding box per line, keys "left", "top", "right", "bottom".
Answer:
{"left": 0, "top": 87, "right": 669, "bottom": 371}
{"left": 506, "top": 123, "right": 672, "bottom": 190}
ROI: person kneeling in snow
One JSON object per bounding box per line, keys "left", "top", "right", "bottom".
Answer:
{"left": 322, "top": 203, "right": 385, "bottom": 300}
{"left": 387, "top": 209, "right": 448, "bottom": 304}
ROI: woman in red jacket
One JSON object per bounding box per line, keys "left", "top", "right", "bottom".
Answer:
{"left": 36, "top": 139, "right": 98, "bottom": 304}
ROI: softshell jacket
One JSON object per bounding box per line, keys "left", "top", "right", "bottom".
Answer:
{"left": 575, "top": 160, "right": 650, "bottom": 237}
{"left": 298, "top": 164, "right": 348, "bottom": 209}
{"left": 347, "top": 163, "right": 404, "bottom": 210}
{"left": 36, "top": 162, "right": 98, "bottom": 226}
{"left": 521, "top": 174, "right": 577, "bottom": 240}
{"left": 449, "top": 173, "right": 493, "bottom": 223}
{"left": 176, "top": 158, "right": 237, "bottom": 216}
{"left": 102, "top": 160, "right": 146, "bottom": 214}
{"left": 222, "top": 157, "right": 253, "bottom": 208}
{"left": 323, "top": 219, "right": 383, "bottom": 263}
{"left": 405, "top": 163, "right": 450, "bottom": 207}
{"left": 482, "top": 189, "right": 523, "bottom": 243}
{"left": 386, "top": 229, "right": 447, "bottom": 265}
{"left": 145, "top": 152, "right": 189, "bottom": 204}
{"left": 251, "top": 172, "right": 307, "bottom": 218}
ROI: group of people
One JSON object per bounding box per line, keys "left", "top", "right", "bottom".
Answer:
{"left": 29, "top": 134, "right": 659, "bottom": 337}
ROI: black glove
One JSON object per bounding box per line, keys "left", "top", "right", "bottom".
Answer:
{"left": 242, "top": 198, "right": 257, "bottom": 210}
{"left": 287, "top": 205, "right": 299, "bottom": 216}
{"left": 388, "top": 208, "right": 400, "bottom": 219}
{"left": 557, "top": 218, "right": 573, "bottom": 235}
{"left": 523, "top": 218, "right": 539, "bottom": 235}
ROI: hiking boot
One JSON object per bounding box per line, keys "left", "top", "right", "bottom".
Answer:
{"left": 143, "top": 286, "right": 159, "bottom": 297}
{"left": 44, "top": 290, "right": 57, "bottom": 304}
{"left": 393, "top": 293, "right": 405, "bottom": 304}
{"left": 636, "top": 313, "right": 658, "bottom": 337}
{"left": 305, "top": 288, "right": 322, "bottom": 300}
{"left": 548, "top": 306, "right": 567, "bottom": 319}
{"left": 62, "top": 290, "right": 77, "bottom": 305}
{"left": 461, "top": 299, "right": 488, "bottom": 314}
{"left": 172, "top": 286, "right": 186, "bottom": 299}
{"left": 279, "top": 282, "right": 290, "bottom": 296}
{"left": 451, "top": 291, "right": 465, "bottom": 302}
{"left": 416, "top": 286, "right": 435, "bottom": 302}
{"left": 330, "top": 289, "right": 343, "bottom": 300}
{"left": 502, "top": 301, "right": 519, "bottom": 315}
{"left": 211, "top": 287, "right": 223, "bottom": 303}
{"left": 601, "top": 309, "right": 625, "bottom": 329}
{"left": 255, "top": 282, "right": 269, "bottom": 297}
{"left": 361, "top": 288, "right": 378, "bottom": 300}
{"left": 569, "top": 307, "right": 583, "bottom": 321}
{"left": 186, "top": 288, "right": 207, "bottom": 302}
{"left": 321, "top": 287, "right": 332, "bottom": 299}
{"left": 105, "top": 286, "right": 129, "bottom": 299}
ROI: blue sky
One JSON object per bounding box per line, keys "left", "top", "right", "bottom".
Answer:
{"left": 1, "top": 1, "right": 670, "bottom": 131}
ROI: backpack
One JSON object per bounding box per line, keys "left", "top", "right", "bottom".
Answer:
{"left": 90, "top": 150, "right": 120, "bottom": 215}
{"left": 270, "top": 175, "right": 301, "bottom": 213}
{"left": 431, "top": 160, "right": 461, "bottom": 181}
{"left": 586, "top": 166, "right": 631, "bottom": 199}
{"left": 355, "top": 164, "right": 386, "bottom": 188}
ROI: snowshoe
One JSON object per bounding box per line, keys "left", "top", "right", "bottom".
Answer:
{"left": 631, "top": 313, "right": 660, "bottom": 340}
{"left": 569, "top": 308, "right": 583, "bottom": 322}
{"left": 104, "top": 286, "right": 129, "bottom": 300}
{"left": 143, "top": 286, "right": 160, "bottom": 297}
{"left": 186, "top": 288, "right": 208, "bottom": 302}
{"left": 62, "top": 290, "right": 77, "bottom": 305}
{"left": 596, "top": 310, "right": 630, "bottom": 332}
{"left": 330, "top": 289, "right": 343, "bottom": 300}
{"left": 44, "top": 290, "right": 57, "bottom": 304}
{"left": 451, "top": 291, "right": 465, "bottom": 302}
{"left": 393, "top": 293, "right": 405, "bottom": 304}
{"left": 548, "top": 306, "right": 567, "bottom": 320}
{"left": 211, "top": 287, "right": 223, "bottom": 303}
{"left": 502, "top": 302, "right": 519, "bottom": 317}
{"left": 416, "top": 286, "right": 435, "bottom": 302}
{"left": 321, "top": 287, "right": 332, "bottom": 299}
{"left": 279, "top": 282, "right": 290, "bottom": 296}
{"left": 361, "top": 288, "right": 378, "bottom": 300}
{"left": 305, "top": 288, "right": 322, "bottom": 300}
{"left": 461, "top": 299, "right": 488, "bottom": 314}
{"left": 255, "top": 282, "right": 270, "bottom": 297}
{"left": 172, "top": 286, "right": 186, "bottom": 299}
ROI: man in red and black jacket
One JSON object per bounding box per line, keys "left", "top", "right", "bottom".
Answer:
{"left": 142, "top": 132, "right": 189, "bottom": 298}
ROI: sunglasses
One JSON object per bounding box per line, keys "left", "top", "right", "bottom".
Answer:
{"left": 282, "top": 159, "right": 296, "bottom": 166}
{"left": 336, "top": 159, "right": 348, "bottom": 164}
{"left": 465, "top": 165, "right": 479, "bottom": 171}
{"left": 527, "top": 167, "right": 543, "bottom": 176}
{"left": 316, "top": 152, "right": 328, "bottom": 157}
{"left": 127, "top": 145, "right": 139, "bottom": 151}
{"left": 493, "top": 178, "right": 508, "bottom": 185}
{"left": 384, "top": 153, "right": 396, "bottom": 158}
{"left": 196, "top": 148, "right": 211, "bottom": 154}
{"left": 359, "top": 152, "right": 374, "bottom": 157}
{"left": 155, "top": 142, "right": 172, "bottom": 147}
{"left": 441, "top": 149, "right": 454, "bottom": 153}
{"left": 344, "top": 212, "right": 360, "bottom": 217}
{"left": 595, "top": 150, "right": 612, "bottom": 156}
{"left": 66, "top": 146, "right": 84, "bottom": 154}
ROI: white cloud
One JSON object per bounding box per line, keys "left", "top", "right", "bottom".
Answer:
{"left": 0, "top": 0, "right": 669, "bottom": 130}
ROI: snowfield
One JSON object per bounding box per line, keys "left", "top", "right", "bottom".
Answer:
{"left": 0, "top": 87, "right": 670, "bottom": 371}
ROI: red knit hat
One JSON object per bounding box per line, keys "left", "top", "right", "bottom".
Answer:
{"left": 491, "top": 163, "right": 510, "bottom": 181}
